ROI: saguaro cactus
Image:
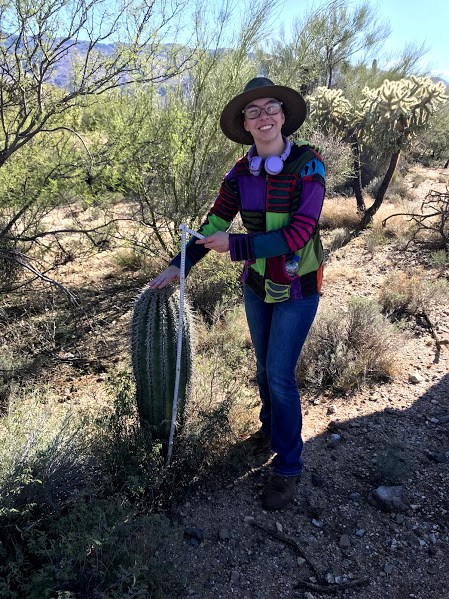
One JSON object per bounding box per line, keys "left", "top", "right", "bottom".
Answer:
{"left": 131, "top": 285, "right": 193, "bottom": 441}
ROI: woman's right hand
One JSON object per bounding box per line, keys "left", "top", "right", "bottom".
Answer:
{"left": 148, "top": 265, "right": 180, "bottom": 289}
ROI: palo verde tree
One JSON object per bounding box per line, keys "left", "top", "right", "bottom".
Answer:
{"left": 97, "top": 0, "right": 279, "bottom": 260}
{"left": 0, "top": 0, "right": 190, "bottom": 290}
{"left": 257, "top": 0, "right": 389, "bottom": 92}
{"left": 309, "top": 76, "right": 448, "bottom": 227}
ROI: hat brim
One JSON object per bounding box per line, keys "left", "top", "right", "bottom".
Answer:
{"left": 220, "top": 84, "right": 307, "bottom": 145}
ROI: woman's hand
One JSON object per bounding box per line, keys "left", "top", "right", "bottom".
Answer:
{"left": 195, "top": 231, "right": 229, "bottom": 253}
{"left": 148, "top": 265, "right": 180, "bottom": 289}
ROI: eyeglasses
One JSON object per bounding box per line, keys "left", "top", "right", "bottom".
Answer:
{"left": 242, "top": 101, "right": 283, "bottom": 120}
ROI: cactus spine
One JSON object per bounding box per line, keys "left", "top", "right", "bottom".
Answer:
{"left": 131, "top": 285, "right": 193, "bottom": 441}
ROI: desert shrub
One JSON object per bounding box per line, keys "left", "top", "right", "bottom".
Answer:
{"left": 112, "top": 247, "right": 152, "bottom": 273}
{"left": 324, "top": 227, "right": 352, "bottom": 253}
{"left": 0, "top": 239, "right": 21, "bottom": 292}
{"left": 364, "top": 226, "right": 389, "bottom": 254}
{"left": 187, "top": 252, "right": 242, "bottom": 322}
{"left": 378, "top": 269, "right": 449, "bottom": 317}
{"left": 297, "top": 297, "right": 401, "bottom": 393}
{"left": 0, "top": 384, "right": 185, "bottom": 598}
{"left": 365, "top": 171, "right": 411, "bottom": 201}
{"left": 309, "top": 131, "right": 353, "bottom": 195}
{"left": 429, "top": 249, "right": 448, "bottom": 268}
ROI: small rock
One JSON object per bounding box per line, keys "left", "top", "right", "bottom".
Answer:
{"left": 429, "top": 533, "right": 437, "bottom": 545}
{"left": 327, "top": 405, "right": 337, "bottom": 415}
{"left": 395, "top": 514, "right": 405, "bottom": 525}
{"left": 429, "top": 417, "right": 440, "bottom": 424}
{"left": 244, "top": 515, "right": 255, "bottom": 524}
{"left": 350, "top": 422, "right": 361, "bottom": 428}
{"left": 409, "top": 372, "right": 424, "bottom": 384}
{"left": 312, "top": 519, "right": 323, "bottom": 528}
{"left": 325, "top": 573, "right": 335, "bottom": 584}
{"left": 297, "top": 557, "right": 306, "bottom": 566}
{"left": 355, "top": 529, "right": 366, "bottom": 537}
{"left": 339, "top": 534, "right": 351, "bottom": 549}
{"left": 349, "top": 492, "right": 361, "bottom": 501}
{"left": 311, "top": 473, "right": 325, "bottom": 487}
{"left": 229, "top": 570, "right": 240, "bottom": 585}
{"left": 275, "top": 521, "right": 283, "bottom": 533}
{"left": 384, "top": 564, "right": 394, "bottom": 575}
{"left": 304, "top": 593, "right": 315, "bottom": 599}
{"left": 218, "top": 528, "right": 230, "bottom": 541}
{"left": 327, "top": 433, "right": 343, "bottom": 448}
{"left": 184, "top": 527, "right": 205, "bottom": 546}
{"left": 368, "top": 486, "right": 411, "bottom": 513}
{"left": 427, "top": 451, "right": 449, "bottom": 464}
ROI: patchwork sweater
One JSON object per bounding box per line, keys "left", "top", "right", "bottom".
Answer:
{"left": 170, "top": 142, "right": 325, "bottom": 303}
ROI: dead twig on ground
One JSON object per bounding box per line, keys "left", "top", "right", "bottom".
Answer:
{"left": 251, "top": 520, "right": 371, "bottom": 594}
{"left": 294, "top": 577, "right": 370, "bottom": 593}
{"left": 250, "top": 520, "right": 321, "bottom": 578}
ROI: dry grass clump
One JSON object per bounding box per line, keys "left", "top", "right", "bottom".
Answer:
{"left": 378, "top": 269, "right": 449, "bottom": 317}
{"left": 320, "top": 197, "right": 361, "bottom": 230}
{"left": 322, "top": 260, "right": 363, "bottom": 286}
{"left": 297, "top": 297, "right": 401, "bottom": 393}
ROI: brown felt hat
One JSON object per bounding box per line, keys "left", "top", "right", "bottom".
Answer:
{"left": 220, "top": 77, "right": 307, "bottom": 145}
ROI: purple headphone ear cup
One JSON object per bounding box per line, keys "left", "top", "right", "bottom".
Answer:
{"left": 249, "top": 155, "right": 263, "bottom": 176}
{"left": 264, "top": 155, "right": 284, "bottom": 175}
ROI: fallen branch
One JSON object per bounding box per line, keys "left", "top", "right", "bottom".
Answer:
{"left": 250, "top": 521, "right": 321, "bottom": 578}
{"left": 251, "top": 521, "right": 370, "bottom": 594}
{"left": 417, "top": 309, "right": 449, "bottom": 364}
{"left": 295, "top": 577, "right": 370, "bottom": 593}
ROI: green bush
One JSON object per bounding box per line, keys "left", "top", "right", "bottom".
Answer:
{"left": 186, "top": 252, "right": 242, "bottom": 322}
{"left": 378, "top": 270, "right": 449, "bottom": 317}
{"left": 297, "top": 297, "right": 400, "bottom": 393}
{"left": 0, "top": 384, "right": 183, "bottom": 598}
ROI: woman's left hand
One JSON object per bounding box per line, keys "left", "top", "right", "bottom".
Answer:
{"left": 196, "top": 231, "right": 229, "bottom": 253}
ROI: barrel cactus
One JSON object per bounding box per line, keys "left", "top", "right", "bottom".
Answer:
{"left": 131, "top": 285, "right": 193, "bottom": 441}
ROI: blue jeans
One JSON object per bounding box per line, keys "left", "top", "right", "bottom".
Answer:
{"left": 244, "top": 286, "right": 319, "bottom": 476}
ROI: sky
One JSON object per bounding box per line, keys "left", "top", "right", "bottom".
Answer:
{"left": 276, "top": 0, "right": 449, "bottom": 80}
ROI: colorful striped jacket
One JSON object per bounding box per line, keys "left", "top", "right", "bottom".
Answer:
{"left": 170, "top": 142, "right": 325, "bottom": 303}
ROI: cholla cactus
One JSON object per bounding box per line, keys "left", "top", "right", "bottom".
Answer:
{"left": 309, "top": 87, "right": 354, "bottom": 134}
{"left": 359, "top": 76, "right": 448, "bottom": 147}
{"left": 308, "top": 76, "right": 448, "bottom": 224}
{"left": 309, "top": 76, "right": 448, "bottom": 146}
{"left": 131, "top": 285, "right": 193, "bottom": 441}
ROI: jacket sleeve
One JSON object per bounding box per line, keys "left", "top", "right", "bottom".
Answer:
{"left": 169, "top": 171, "right": 239, "bottom": 274}
{"left": 228, "top": 158, "right": 325, "bottom": 262}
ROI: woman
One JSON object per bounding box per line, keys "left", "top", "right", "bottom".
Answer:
{"left": 149, "top": 77, "right": 325, "bottom": 510}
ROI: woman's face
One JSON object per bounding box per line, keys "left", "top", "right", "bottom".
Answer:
{"left": 243, "top": 97, "right": 285, "bottom": 145}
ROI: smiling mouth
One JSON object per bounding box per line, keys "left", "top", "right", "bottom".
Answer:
{"left": 259, "top": 124, "right": 273, "bottom": 131}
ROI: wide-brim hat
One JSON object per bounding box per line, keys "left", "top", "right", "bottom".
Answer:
{"left": 220, "top": 77, "right": 307, "bottom": 145}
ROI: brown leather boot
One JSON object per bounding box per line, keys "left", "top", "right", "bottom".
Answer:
{"left": 261, "top": 474, "right": 300, "bottom": 510}
{"left": 247, "top": 429, "right": 271, "bottom": 454}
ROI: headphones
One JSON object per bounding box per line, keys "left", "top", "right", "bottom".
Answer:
{"left": 248, "top": 137, "right": 291, "bottom": 176}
